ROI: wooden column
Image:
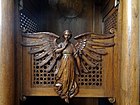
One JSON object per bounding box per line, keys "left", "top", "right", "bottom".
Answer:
{"left": 0, "top": 0, "right": 15, "bottom": 105}
{"left": 120, "top": 0, "right": 139, "bottom": 105}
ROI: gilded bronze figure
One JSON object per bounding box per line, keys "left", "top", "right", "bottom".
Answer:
{"left": 22, "top": 30, "right": 115, "bottom": 103}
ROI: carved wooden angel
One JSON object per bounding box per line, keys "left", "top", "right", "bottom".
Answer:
{"left": 22, "top": 30, "right": 115, "bottom": 103}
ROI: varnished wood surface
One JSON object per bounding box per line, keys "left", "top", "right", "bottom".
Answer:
{"left": 120, "top": 0, "right": 139, "bottom": 105}
{"left": 22, "top": 38, "right": 114, "bottom": 98}
{"left": 40, "top": 0, "right": 94, "bottom": 37}
{"left": 113, "top": 5, "right": 122, "bottom": 105}
{"left": 16, "top": 0, "right": 140, "bottom": 105}
{"left": 101, "top": 0, "right": 115, "bottom": 18}
{"left": 20, "top": 1, "right": 115, "bottom": 105}
{"left": 19, "top": 1, "right": 105, "bottom": 104}
{"left": 138, "top": 1, "right": 140, "bottom": 104}
{"left": 15, "top": 0, "right": 24, "bottom": 105}
{"left": 0, "top": 1, "right": 15, "bottom": 105}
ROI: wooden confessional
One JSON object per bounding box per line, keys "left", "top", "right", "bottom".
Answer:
{"left": 19, "top": 0, "right": 117, "bottom": 105}
{"left": 0, "top": 0, "right": 139, "bottom": 105}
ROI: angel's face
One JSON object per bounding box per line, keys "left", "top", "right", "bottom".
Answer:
{"left": 63, "top": 30, "right": 72, "bottom": 41}
{"left": 63, "top": 34, "right": 71, "bottom": 40}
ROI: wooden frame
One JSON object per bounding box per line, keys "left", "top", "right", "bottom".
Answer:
{"left": 0, "top": 0, "right": 139, "bottom": 105}
{"left": 22, "top": 40, "right": 114, "bottom": 98}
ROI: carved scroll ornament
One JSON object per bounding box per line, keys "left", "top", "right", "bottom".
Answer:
{"left": 22, "top": 30, "right": 115, "bottom": 103}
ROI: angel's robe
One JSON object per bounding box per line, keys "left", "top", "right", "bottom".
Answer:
{"left": 55, "top": 42, "right": 78, "bottom": 103}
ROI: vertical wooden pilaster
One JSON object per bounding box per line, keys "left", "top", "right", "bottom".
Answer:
{"left": 120, "top": 0, "right": 139, "bottom": 105}
{"left": 0, "top": 0, "right": 15, "bottom": 105}
{"left": 139, "top": 2, "right": 140, "bottom": 105}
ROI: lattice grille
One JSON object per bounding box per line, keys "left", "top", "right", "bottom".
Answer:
{"left": 32, "top": 54, "right": 56, "bottom": 87}
{"left": 20, "top": 10, "right": 38, "bottom": 33}
{"left": 32, "top": 53, "right": 103, "bottom": 88}
{"left": 78, "top": 59, "right": 102, "bottom": 88}
{"left": 104, "top": 10, "right": 118, "bottom": 34}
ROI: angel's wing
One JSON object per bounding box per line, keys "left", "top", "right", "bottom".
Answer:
{"left": 22, "top": 32, "right": 60, "bottom": 72}
{"left": 74, "top": 32, "right": 115, "bottom": 73}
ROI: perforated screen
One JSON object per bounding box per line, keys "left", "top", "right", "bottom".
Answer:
{"left": 20, "top": 10, "right": 39, "bottom": 33}
{"left": 32, "top": 53, "right": 103, "bottom": 88}
{"left": 104, "top": 10, "right": 118, "bottom": 34}
{"left": 32, "top": 54, "right": 56, "bottom": 87}
{"left": 78, "top": 59, "right": 102, "bottom": 88}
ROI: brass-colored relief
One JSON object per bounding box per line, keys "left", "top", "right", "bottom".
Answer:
{"left": 108, "top": 97, "right": 116, "bottom": 103}
{"left": 22, "top": 30, "right": 114, "bottom": 103}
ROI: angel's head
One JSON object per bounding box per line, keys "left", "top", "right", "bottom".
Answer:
{"left": 63, "top": 30, "right": 72, "bottom": 41}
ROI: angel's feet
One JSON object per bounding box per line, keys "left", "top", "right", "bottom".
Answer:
{"left": 65, "top": 97, "right": 69, "bottom": 103}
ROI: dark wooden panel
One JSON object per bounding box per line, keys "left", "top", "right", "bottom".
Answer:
{"left": 94, "top": 5, "right": 102, "bottom": 34}
{"left": 23, "top": 0, "right": 42, "bottom": 15}
{"left": 101, "top": 0, "right": 115, "bottom": 18}
{"left": 40, "top": 0, "right": 94, "bottom": 40}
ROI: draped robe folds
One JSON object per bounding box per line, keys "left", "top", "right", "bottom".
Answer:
{"left": 55, "top": 43, "right": 78, "bottom": 103}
